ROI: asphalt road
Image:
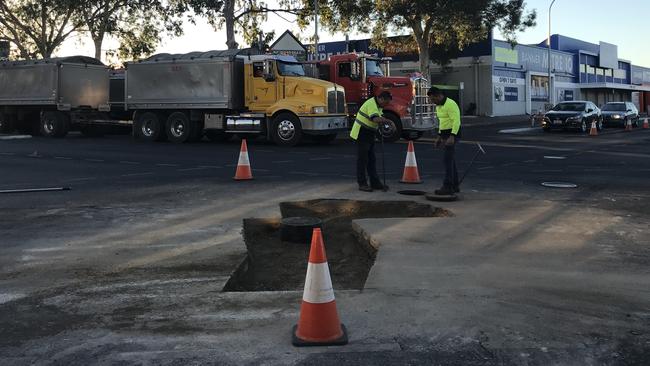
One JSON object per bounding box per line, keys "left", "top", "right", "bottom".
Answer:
{"left": 1, "top": 120, "right": 649, "bottom": 365}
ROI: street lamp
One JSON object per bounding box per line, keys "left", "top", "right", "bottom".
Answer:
{"left": 548, "top": 0, "right": 557, "bottom": 106}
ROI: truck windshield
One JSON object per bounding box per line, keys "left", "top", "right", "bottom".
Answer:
{"left": 601, "top": 103, "right": 625, "bottom": 111}
{"left": 551, "top": 102, "right": 586, "bottom": 112}
{"left": 277, "top": 61, "right": 306, "bottom": 77}
{"left": 365, "top": 60, "right": 384, "bottom": 76}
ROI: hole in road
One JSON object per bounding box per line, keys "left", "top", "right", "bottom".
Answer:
{"left": 223, "top": 199, "right": 451, "bottom": 292}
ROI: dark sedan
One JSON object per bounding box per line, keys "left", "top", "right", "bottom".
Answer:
{"left": 601, "top": 102, "right": 639, "bottom": 128}
{"left": 542, "top": 101, "right": 602, "bottom": 133}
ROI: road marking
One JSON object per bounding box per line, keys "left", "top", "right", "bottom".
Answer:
{"left": 309, "top": 157, "right": 332, "bottom": 161}
{"left": 54, "top": 156, "right": 72, "bottom": 160}
{"left": 0, "top": 152, "right": 16, "bottom": 156}
{"left": 119, "top": 161, "right": 140, "bottom": 165}
{"left": 272, "top": 160, "right": 293, "bottom": 163}
{"left": 156, "top": 163, "right": 179, "bottom": 167}
{"left": 64, "top": 177, "right": 97, "bottom": 182}
{"left": 121, "top": 172, "right": 153, "bottom": 177}
{"left": 478, "top": 166, "right": 494, "bottom": 170}
{"left": 459, "top": 140, "right": 574, "bottom": 152}
{"left": 544, "top": 156, "right": 566, "bottom": 160}
{"left": 85, "top": 158, "right": 104, "bottom": 162}
{"left": 0, "top": 293, "right": 26, "bottom": 305}
{"left": 499, "top": 127, "right": 539, "bottom": 133}
{"left": 586, "top": 150, "right": 650, "bottom": 159}
{"left": 0, "top": 135, "right": 31, "bottom": 140}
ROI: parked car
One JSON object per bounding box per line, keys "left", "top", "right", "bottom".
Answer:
{"left": 542, "top": 101, "right": 602, "bottom": 133}
{"left": 601, "top": 102, "right": 639, "bottom": 128}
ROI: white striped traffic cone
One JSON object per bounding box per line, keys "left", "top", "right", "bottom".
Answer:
{"left": 292, "top": 228, "right": 348, "bottom": 347}
{"left": 233, "top": 139, "right": 253, "bottom": 180}
{"left": 400, "top": 141, "right": 422, "bottom": 183}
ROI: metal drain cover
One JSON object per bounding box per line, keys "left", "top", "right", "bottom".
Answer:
{"left": 280, "top": 217, "right": 323, "bottom": 244}
{"left": 541, "top": 182, "right": 578, "bottom": 188}
{"left": 397, "top": 190, "right": 427, "bottom": 196}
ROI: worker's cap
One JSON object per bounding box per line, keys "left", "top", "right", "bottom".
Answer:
{"left": 427, "top": 86, "right": 443, "bottom": 96}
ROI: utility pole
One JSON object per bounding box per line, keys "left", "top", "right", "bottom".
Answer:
{"left": 548, "top": 0, "right": 557, "bottom": 107}
{"left": 314, "top": 0, "right": 319, "bottom": 61}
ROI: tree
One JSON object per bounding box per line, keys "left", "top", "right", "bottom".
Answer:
{"left": 0, "top": 0, "right": 89, "bottom": 59}
{"left": 293, "top": 0, "right": 536, "bottom": 77}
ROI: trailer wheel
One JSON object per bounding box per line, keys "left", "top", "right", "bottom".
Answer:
{"left": 165, "top": 112, "right": 194, "bottom": 143}
{"left": 40, "top": 111, "right": 70, "bottom": 138}
{"left": 271, "top": 113, "right": 302, "bottom": 146}
{"left": 134, "top": 112, "right": 164, "bottom": 141}
{"left": 0, "top": 113, "right": 15, "bottom": 133}
{"left": 382, "top": 112, "right": 403, "bottom": 143}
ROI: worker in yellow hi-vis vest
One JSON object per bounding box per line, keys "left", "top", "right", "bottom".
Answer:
{"left": 428, "top": 86, "right": 462, "bottom": 195}
{"left": 350, "top": 91, "right": 393, "bottom": 192}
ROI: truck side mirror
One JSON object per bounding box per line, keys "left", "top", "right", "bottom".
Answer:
{"left": 263, "top": 60, "right": 276, "bottom": 82}
{"left": 350, "top": 61, "right": 361, "bottom": 81}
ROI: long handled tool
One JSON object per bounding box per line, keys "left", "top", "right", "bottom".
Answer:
{"left": 458, "top": 142, "right": 486, "bottom": 186}
{"left": 379, "top": 124, "right": 388, "bottom": 191}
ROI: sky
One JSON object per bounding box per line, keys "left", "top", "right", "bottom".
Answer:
{"left": 60, "top": 0, "right": 650, "bottom": 68}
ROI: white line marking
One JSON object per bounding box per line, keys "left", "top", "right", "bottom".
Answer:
{"left": 0, "top": 135, "right": 32, "bottom": 140}
{"left": 499, "top": 127, "right": 539, "bottom": 133}
{"left": 156, "top": 163, "right": 179, "bottom": 167}
{"left": 544, "top": 156, "right": 566, "bottom": 160}
{"left": 119, "top": 161, "right": 140, "bottom": 165}
{"left": 121, "top": 172, "right": 153, "bottom": 177}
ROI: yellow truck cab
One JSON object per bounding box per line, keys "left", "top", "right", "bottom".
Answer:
{"left": 241, "top": 54, "right": 348, "bottom": 145}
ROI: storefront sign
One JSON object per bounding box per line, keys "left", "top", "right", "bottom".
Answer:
{"left": 494, "top": 47, "right": 518, "bottom": 64}
{"left": 504, "top": 87, "right": 518, "bottom": 101}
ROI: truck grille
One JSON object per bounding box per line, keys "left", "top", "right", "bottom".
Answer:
{"left": 328, "top": 90, "right": 345, "bottom": 113}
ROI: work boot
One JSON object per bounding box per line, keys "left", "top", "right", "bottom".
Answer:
{"left": 371, "top": 182, "right": 389, "bottom": 191}
{"left": 358, "top": 184, "right": 373, "bottom": 192}
{"left": 434, "top": 186, "right": 454, "bottom": 195}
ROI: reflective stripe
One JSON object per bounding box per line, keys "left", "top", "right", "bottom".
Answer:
{"left": 302, "top": 262, "right": 336, "bottom": 304}
{"left": 358, "top": 111, "right": 371, "bottom": 119}
{"left": 238, "top": 151, "right": 250, "bottom": 166}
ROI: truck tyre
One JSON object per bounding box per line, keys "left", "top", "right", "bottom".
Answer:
{"left": 134, "top": 112, "right": 165, "bottom": 141}
{"left": 0, "top": 113, "right": 15, "bottom": 133}
{"left": 382, "top": 113, "right": 403, "bottom": 143}
{"left": 40, "top": 111, "right": 70, "bottom": 138}
{"left": 205, "top": 130, "right": 232, "bottom": 142}
{"left": 165, "top": 112, "right": 193, "bottom": 143}
{"left": 271, "top": 113, "right": 302, "bottom": 146}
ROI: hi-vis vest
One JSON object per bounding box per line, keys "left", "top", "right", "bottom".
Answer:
{"left": 350, "top": 97, "right": 383, "bottom": 140}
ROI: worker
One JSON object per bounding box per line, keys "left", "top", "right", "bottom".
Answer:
{"left": 428, "top": 86, "right": 461, "bottom": 195}
{"left": 350, "top": 91, "right": 393, "bottom": 192}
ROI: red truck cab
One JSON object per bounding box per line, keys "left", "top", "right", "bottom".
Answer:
{"left": 306, "top": 53, "right": 435, "bottom": 141}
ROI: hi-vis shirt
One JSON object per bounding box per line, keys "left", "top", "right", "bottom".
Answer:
{"left": 350, "top": 97, "right": 383, "bottom": 140}
{"left": 436, "top": 97, "right": 461, "bottom": 136}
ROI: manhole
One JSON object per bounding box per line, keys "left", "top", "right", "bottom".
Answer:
{"left": 280, "top": 216, "right": 323, "bottom": 244}
{"left": 397, "top": 190, "right": 427, "bottom": 196}
{"left": 223, "top": 200, "right": 451, "bottom": 292}
{"left": 541, "top": 182, "right": 578, "bottom": 188}
{"left": 425, "top": 193, "right": 459, "bottom": 202}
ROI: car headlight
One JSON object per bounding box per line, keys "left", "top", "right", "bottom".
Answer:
{"left": 612, "top": 114, "right": 621, "bottom": 119}
{"left": 311, "top": 106, "right": 326, "bottom": 114}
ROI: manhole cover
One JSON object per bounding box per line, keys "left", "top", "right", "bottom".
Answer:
{"left": 397, "top": 190, "right": 426, "bottom": 196}
{"left": 541, "top": 182, "right": 578, "bottom": 188}
{"left": 280, "top": 216, "right": 323, "bottom": 244}
{"left": 425, "top": 193, "right": 459, "bottom": 202}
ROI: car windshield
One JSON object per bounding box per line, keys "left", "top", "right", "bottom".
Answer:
{"left": 552, "top": 102, "right": 586, "bottom": 112}
{"left": 365, "top": 60, "right": 384, "bottom": 76}
{"left": 277, "top": 61, "right": 306, "bottom": 76}
{"left": 602, "top": 103, "right": 626, "bottom": 111}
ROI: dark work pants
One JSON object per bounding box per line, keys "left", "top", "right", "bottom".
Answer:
{"left": 356, "top": 127, "right": 381, "bottom": 186}
{"left": 443, "top": 140, "right": 459, "bottom": 189}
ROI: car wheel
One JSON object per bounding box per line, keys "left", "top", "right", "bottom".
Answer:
{"left": 40, "top": 111, "right": 70, "bottom": 138}
{"left": 580, "top": 119, "right": 588, "bottom": 133}
{"left": 271, "top": 113, "right": 302, "bottom": 146}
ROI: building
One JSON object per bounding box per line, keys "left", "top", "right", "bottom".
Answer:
{"left": 310, "top": 33, "right": 650, "bottom": 116}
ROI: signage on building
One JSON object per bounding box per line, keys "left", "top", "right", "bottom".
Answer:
{"left": 531, "top": 75, "right": 549, "bottom": 102}
{"left": 493, "top": 41, "right": 575, "bottom": 75}
{"left": 504, "top": 87, "right": 518, "bottom": 101}
{"left": 494, "top": 47, "right": 518, "bottom": 64}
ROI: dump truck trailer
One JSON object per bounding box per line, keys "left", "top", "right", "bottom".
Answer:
{"left": 0, "top": 56, "right": 112, "bottom": 136}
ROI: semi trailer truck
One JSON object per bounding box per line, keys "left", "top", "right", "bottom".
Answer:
{"left": 0, "top": 50, "right": 348, "bottom": 146}
{"left": 305, "top": 52, "right": 435, "bottom": 142}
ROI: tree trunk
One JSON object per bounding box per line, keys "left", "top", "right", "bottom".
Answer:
{"left": 415, "top": 36, "right": 430, "bottom": 79}
{"left": 93, "top": 36, "right": 103, "bottom": 60}
{"left": 224, "top": 0, "right": 238, "bottom": 49}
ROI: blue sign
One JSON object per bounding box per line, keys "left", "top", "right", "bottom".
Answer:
{"left": 504, "top": 87, "right": 518, "bottom": 101}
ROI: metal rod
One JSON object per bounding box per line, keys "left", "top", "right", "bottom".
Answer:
{"left": 380, "top": 127, "right": 387, "bottom": 191}
{"left": 0, "top": 187, "right": 71, "bottom": 194}
{"left": 458, "top": 143, "right": 486, "bottom": 186}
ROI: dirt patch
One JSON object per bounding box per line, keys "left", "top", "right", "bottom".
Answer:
{"left": 224, "top": 199, "right": 450, "bottom": 292}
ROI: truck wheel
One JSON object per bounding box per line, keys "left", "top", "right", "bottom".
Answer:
{"left": 40, "top": 111, "right": 70, "bottom": 138}
{"left": 134, "top": 112, "right": 165, "bottom": 141}
{"left": 382, "top": 113, "right": 403, "bottom": 143}
{"left": 271, "top": 113, "right": 302, "bottom": 146}
{"left": 0, "top": 113, "right": 15, "bottom": 133}
{"left": 205, "top": 130, "right": 232, "bottom": 142}
{"left": 165, "top": 112, "right": 193, "bottom": 143}
{"left": 312, "top": 133, "right": 338, "bottom": 144}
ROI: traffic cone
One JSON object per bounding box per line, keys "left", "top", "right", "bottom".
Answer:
{"left": 589, "top": 121, "right": 598, "bottom": 136}
{"left": 233, "top": 139, "right": 253, "bottom": 180}
{"left": 292, "top": 228, "right": 348, "bottom": 347}
{"left": 625, "top": 118, "right": 633, "bottom": 131}
{"left": 399, "top": 141, "right": 422, "bottom": 184}
{"left": 643, "top": 118, "right": 649, "bottom": 129}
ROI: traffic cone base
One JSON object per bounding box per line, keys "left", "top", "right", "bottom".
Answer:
{"left": 625, "top": 119, "right": 633, "bottom": 131}
{"left": 233, "top": 139, "right": 253, "bottom": 180}
{"left": 643, "top": 118, "right": 649, "bottom": 129}
{"left": 589, "top": 121, "right": 598, "bottom": 136}
{"left": 400, "top": 141, "right": 422, "bottom": 184}
{"left": 292, "top": 228, "right": 348, "bottom": 347}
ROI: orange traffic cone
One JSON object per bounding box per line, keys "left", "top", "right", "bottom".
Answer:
{"left": 625, "top": 118, "right": 633, "bottom": 131}
{"left": 643, "top": 118, "right": 649, "bottom": 129}
{"left": 589, "top": 121, "right": 598, "bottom": 136}
{"left": 292, "top": 228, "right": 348, "bottom": 347}
{"left": 400, "top": 141, "right": 422, "bottom": 184}
{"left": 233, "top": 139, "right": 253, "bottom": 180}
